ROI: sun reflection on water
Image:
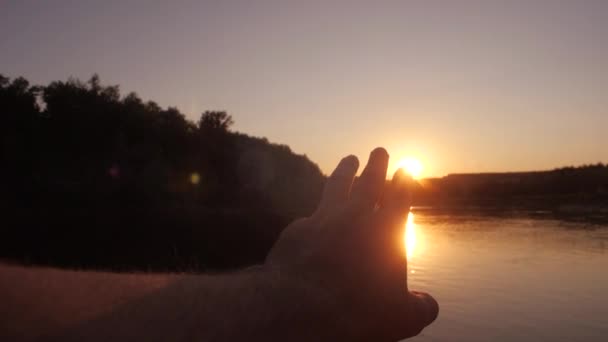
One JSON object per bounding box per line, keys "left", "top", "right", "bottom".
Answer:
{"left": 405, "top": 211, "right": 416, "bottom": 259}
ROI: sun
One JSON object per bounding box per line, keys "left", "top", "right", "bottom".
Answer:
{"left": 397, "top": 157, "right": 423, "bottom": 179}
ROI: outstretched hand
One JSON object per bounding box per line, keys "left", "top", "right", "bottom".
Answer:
{"left": 266, "top": 147, "right": 438, "bottom": 340}
{"left": 0, "top": 147, "right": 437, "bottom": 342}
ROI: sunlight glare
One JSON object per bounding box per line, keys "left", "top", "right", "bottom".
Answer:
{"left": 397, "top": 158, "right": 423, "bottom": 179}
{"left": 405, "top": 212, "right": 416, "bottom": 259}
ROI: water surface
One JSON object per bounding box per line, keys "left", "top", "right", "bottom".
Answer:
{"left": 407, "top": 211, "right": 608, "bottom": 341}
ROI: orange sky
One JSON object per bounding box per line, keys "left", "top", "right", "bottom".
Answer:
{"left": 2, "top": 1, "right": 606, "bottom": 177}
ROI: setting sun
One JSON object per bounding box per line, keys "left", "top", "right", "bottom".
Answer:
{"left": 397, "top": 158, "right": 423, "bottom": 179}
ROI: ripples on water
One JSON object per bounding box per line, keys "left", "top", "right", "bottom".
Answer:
{"left": 405, "top": 210, "right": 608, "bottom": 342}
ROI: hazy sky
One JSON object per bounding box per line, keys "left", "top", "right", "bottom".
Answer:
{"left": 2, "top": 0, "right": 606, "bottom": 177}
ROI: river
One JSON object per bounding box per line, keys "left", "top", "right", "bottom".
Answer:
{"left": 406, "top": 210, "right": 608, "bottom": 341}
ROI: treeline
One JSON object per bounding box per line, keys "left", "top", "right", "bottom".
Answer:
{"left": 411, "top": 166, "right": 608, "bottom": 211}
{"left": 1, "top": 74, "right": 324, "bottom": 271}
{"left": 554, "top": 163, "right": 607, "bottom": 172}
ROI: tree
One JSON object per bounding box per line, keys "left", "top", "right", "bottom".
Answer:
{"left": 198, "top": 111, "right": 234, "bottom": 131}
{"left": 1, "top": 74, "right": 326, "bottom": 272}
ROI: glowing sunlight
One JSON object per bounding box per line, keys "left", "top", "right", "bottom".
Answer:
{"left": 397, "top": 158, "right": 423, "bottom": 179}
{"left": 405, "top": 212, "right": 416, "bottom": 259}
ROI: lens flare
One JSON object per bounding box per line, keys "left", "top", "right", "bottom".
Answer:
{"left": 190, "top": 172, "right": 200, "bottom": 185}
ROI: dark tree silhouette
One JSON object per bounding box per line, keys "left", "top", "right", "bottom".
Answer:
{"left": 198, "top": 111, "right": 234, "bottom": 131}
{"left": 0, "top": 74, "right": 325, "bottom": 271}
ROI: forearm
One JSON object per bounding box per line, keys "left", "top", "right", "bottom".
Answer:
{"left": 59, "top": 266, "right": 339, "bottom": 342}
{"left": 0, "top": 263, "right": 179, "bottom": 341}
{"left": 0, "top": 263, "right": 338, "bottom": 342}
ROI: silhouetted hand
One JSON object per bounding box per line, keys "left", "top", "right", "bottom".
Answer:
{"left": 266, "top": 147, "right": 438, "bottom": 341}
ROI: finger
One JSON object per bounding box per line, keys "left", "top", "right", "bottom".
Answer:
{"left": 315, "top": 155, "right": 359, "bottom": 218}
{"left": 383, "top": 168, "right": 412, "bottom": 211}
{"left": 380, "top": 168, "right": 413, "bottom": 225}
{"left": 348, "top": 147, "right": 389, "bottom": 212}
{"left": 404, "top": 291, "right": 439, "bottom": 337}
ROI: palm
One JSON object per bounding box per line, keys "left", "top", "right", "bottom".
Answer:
{"left": 266, "top": 148, "right": 438, "bottom": 341}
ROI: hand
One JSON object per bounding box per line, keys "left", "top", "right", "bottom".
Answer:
{"left": 266, "top": 147, "right": 439, "bottom": 341}
{"left": 0, "top": 147, "right": 438, "bottom": 342}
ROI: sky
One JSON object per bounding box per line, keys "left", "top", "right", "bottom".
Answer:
{"left": 2, "top": 0, "right": 607, "bottom": 177}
